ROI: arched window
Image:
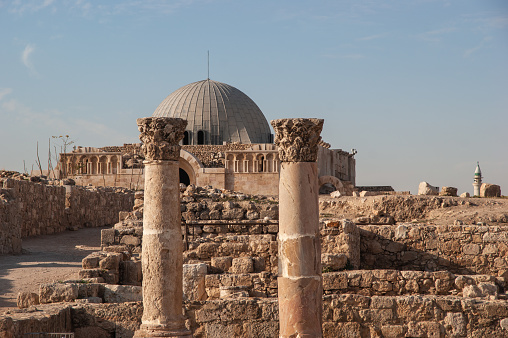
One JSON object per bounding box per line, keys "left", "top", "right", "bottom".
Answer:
{"left": 183, "top": 131, "right": 190, "bottom": 145}
{"left": 197, "top": 130, "right": 205, "bottom": 145}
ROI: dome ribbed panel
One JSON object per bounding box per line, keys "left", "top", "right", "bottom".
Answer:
{"left": 152, "top": 79, "right": 271, "bottom": 145}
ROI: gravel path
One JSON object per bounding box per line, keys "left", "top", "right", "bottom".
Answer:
{"left": 0, "top": 227, "right": 104, "bottom": 310}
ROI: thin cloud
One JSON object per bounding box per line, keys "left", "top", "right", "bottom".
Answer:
{"left": 464, "top": 36, "right": 493, "bottom": 58}
{"left": 9, "top": 0, "right": 54, "bottom": 14}
{"left": 417, "top": 27, "right": 456, "bottom": 42}
{"left": 0, "top": 88, "right": 12, "bottom": 101}
{"left": 358, "top": 34, "right": 385, "bottom": 41}
{"left": 21, "top": 44, "right": 36, "bottom": 74}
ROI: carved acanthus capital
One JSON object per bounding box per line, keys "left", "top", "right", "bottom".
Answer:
{"left": 271, "top": 118, "right": 324, "bottom": 162}
{"left": 137, "top": 117, "right": 187, "bottom": 161}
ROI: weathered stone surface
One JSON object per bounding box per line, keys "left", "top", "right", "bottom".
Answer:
{"left": 278, "top": 277, "right": 323, "bottom": 337}
{"left": 104, "top": 285, "right": 142, "bottom": 303}
{"left": 460, "top": 192, "right": 470, "bottom": 198}
{"left": 321, "top": 253, "right": 347, "bottom": 271}
{"left": 481, "top": 183, "right": 501, "bottom": 197}
{"left": 440, "top": 186, "right": 458, "bottom": 197}
{"left": 183, "top": 263, "right": 208, "bottom": 301}
{"left": 211, "top": 256, "right": 233, "bottom": 272}
{"left": 330, "top": 190, "right": 342, "bottom": 198}
{"left": 418, "top": 182, "right": 439, "bottom": 195}
{"left": 230, "top": 257, "right": 254, "bottom": 274}
{"left": 271, "top": 118, "right": 324, "bottom": 162}
{"left": 39, "top": 283, "right": 78, "bottom": 304}
{"left": 16, "top": 292, "right": 39, "bottom": 309}
{"left": 137, "top": 117, "right": 187, "bottom": 161}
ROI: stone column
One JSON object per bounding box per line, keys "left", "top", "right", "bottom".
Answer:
{"left": 134, "top": 117, "right": 192, "bottom": 338}
{"left": 271, "top": 118, "right": 324, "bottom": 338}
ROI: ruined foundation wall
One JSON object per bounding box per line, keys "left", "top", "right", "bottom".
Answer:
{"left": 1, "top": 178, "right": 66, "bottom": 239}
{"left": 65, "top": 186, "right": 134, "bottom": 229}
{"left": 0, "top": 178, "right": 134, "bottom": 254}
{"left": 3, "top": 296, "right": 508, "bottom": 338}
{"left": 359, "top": 224, "right": 508, "bottom": 276}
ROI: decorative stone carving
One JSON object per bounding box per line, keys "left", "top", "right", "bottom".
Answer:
{"left": 271, "top": 118, "right": 324, "bottom": 162}
{"left": 137, "top": 117, "right": 187, "bottom": 161}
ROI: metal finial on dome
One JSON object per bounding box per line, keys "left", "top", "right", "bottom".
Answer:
{"left": 207, "top": 50, "right": 210, "bottom": 80}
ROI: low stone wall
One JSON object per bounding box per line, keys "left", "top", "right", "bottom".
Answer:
{"left": 0, "top": 178, "right": 134, "bottom": 254}
{"left": 0, "top": 187, "right": 22, "bottom": 254}
{"left": 323, "top": 270, "right": 503, "bottom": 298}
{"left": 359, "top": 223, "right": 508, "bottom": 277}
{"left": 2, "top": 179, "right": 66, "bottom": 238}
{"left": 3, "top": 296, "right": 508, "bottom": 337}
{"left": 65, "top": 185, "right": 134, "bottom": 229}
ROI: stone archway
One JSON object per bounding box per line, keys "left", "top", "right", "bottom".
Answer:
{"left": 318, "top": 175, "right": 344, "bottom": 194}
{"left": 179, "top": 149, "right": 203, "bottom": 186}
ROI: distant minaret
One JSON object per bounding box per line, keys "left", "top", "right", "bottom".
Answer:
{"left": 473, "top": 162, "right": 482, "bottom": 196}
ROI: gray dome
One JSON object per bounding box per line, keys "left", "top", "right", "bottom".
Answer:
{"left": 152, "top": 79, "right": 272, "bottom": 145}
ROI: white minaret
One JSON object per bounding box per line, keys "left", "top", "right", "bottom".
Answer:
{"left": 473, "top": 162, "right": 482, "bottom": 196}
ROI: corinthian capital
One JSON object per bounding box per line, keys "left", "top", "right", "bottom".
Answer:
{"left": 271, "top": 118, "right": 324, "bottom": 162}
{"left": 137, "top": 117, "right": 187, "bottom": 161}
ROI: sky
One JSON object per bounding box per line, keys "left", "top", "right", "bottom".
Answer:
{"left": 0, "top": 0, "right": 506, "bottom": 195}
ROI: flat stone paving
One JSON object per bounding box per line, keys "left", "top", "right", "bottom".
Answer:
{"left": 0, "top": 227, "right": 104, "bottom": 310}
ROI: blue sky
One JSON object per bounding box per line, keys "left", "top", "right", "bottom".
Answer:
{"left": 0, "top": 0, "right": 506, "bottom": 194}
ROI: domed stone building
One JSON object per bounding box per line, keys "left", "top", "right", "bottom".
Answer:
{"left": 58, "top": 79, "right": 356, "bottom": 195}
{"left": 153, "top": 79, "right": 273, "bottom": 145}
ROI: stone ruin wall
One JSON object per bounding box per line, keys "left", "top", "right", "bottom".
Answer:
{"left": 5, "top": 185, "right": 508, "bottom": 337}
{"left": 0, "top": 178, "right": 134, "bottom": 254}
{"left": 5, "top": 294, "right": 508, "bottom": 338}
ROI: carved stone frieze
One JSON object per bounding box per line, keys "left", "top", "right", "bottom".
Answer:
{"left": 137, "top": 117, "right": 187, "bottom": 161}
{"left": 271, "top": 118, "right": 324, "bottom": 162}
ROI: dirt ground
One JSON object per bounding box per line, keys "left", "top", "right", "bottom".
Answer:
{"left": 0, "top": 227, "right": 104, "bottom": 311}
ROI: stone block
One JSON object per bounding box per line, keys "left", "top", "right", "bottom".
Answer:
{"left": 101, "top": 228, "right": 116, "bottom": 246}
{"left": 219, "top": 286, "right": 249, "bottom": 299}
{"left": 16, "top": 292, "right": 39, "bottom": 309}
{"left": 321, "top": 253, "right": 347, "bottom": 271}
{"left": 183, "top": 263, "right": 208, "bottom": 301}
{"left": 82, "top": 255, "right": 100, "bottom": 269}
{"left": 381, "top": 325, "right": 406, "bottom": 338}
{"left": 103, "top": 284, "right": 142, "bottom": 303}
{"left": 444, "top": 312, "right": 466, "bottom": 337}
{"left": 440, "top": 186, "right": 458, "bottom": 196}
{"left": 211, "top": 256, "right": 233, "bottom": 273}
{"left": 230, "top": 257, "right": 254, "bottom": 274}
{"left": 120, "top": 235, "right": 140, "bottom": 246}
{"left": 39, "top": 283, "right": 78, "bottom": 303}
{"left": 99, "top": 253, "right": 122, "bottom": 270}
{"left": 120, "top": 259, "right": 142, "bottom": 286}
{"left": 77, "top": 283, "right": 101, "bottom": 298}
{"left": 463, "top": 243, "right": 480, "bottom": 255}
{"left": 481, "top": 183, "right": 501, "bottom": 197}
{"left": 78, "top": 269, "right": 102, "bottom": 279}
{"left": 418, "top": 182, "right": 439, "bottom": 195}
{"left": 322, "top": 272, "right": 348, "bottom": 290}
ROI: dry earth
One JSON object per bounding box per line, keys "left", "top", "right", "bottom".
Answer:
{"left": 0, "top": 227, "right": 104, "bottom": 311}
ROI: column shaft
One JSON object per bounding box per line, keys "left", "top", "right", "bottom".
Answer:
{"left": 278, "top": 162, "right": 322, "bottom": 337}
{"left": 134, "top": 117, "right": 191, "bottom": 338}
{"left": 271, "top": 117, "right": 324, "bottom": 338}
